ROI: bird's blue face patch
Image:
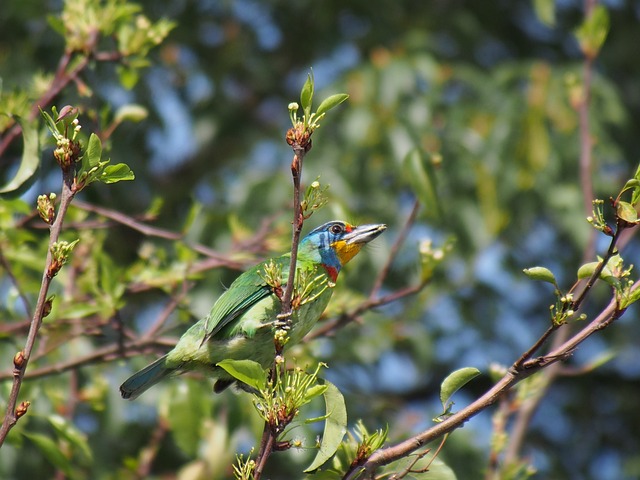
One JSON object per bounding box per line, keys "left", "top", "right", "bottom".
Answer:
{"left": 302, "top": 221, "right": 356, "bottom": 272}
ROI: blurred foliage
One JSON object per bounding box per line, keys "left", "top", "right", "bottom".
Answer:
{"left": 2, "top": 0, "right": 640, "bottom": 479}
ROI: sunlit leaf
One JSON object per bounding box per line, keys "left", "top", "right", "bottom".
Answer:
{"left": 300, "top": 72, "right": 314, "bottom": 117}
{"left": 577, "top": 261, "right": 599, "bottom": 280}
{"left": 315, "top": 94, "right": 349, "bottom": 117}
{"left": 100, "top": 163, "right": 135, "bottom": 183}
{"left": 533, "top": 0, "right": 555, "bottom": 27}
{"left": 440, "top": 367, "right": 481, "bottom": 410}
{"left": 616, "top": 201, "right": 638, "bottom": 223}
{"left": 49, "top": 414, "right": 93, "bottom": 464}
{"left": 304, "top": 380, "right": 347, "bottom": 473}
{"left": 574, "top": 4, "right": 610, "bottom": 58}
{"left": 85, "top": 133, "right": 103, "bottom": 169}
{"left": 216, "top": 359, "right": 267, "bottom": 392}
{"left": 522, "top": 266, "right": 557, "bottom": 285}
{"left": 0, "top": 117, "right": 39, "bottom": 195}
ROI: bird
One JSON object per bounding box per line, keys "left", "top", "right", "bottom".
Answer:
{"left": 120, "top": 220, "right": 386, "bottom": 400}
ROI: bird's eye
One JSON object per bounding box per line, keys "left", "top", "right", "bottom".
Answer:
{"left": 330, "top": 223, "right": 344, "bottom": 235}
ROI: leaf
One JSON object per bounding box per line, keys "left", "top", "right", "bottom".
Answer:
{"left": 0, "top": 116, "right": 39, "bottom": 195}
{"left": 533, "top": 0, "right": 555, "bottom": 27}
{"left": 574, "top": 4, "right": 610, "bottom": 58}
{"left": 303, "top": 383, "right": 328, "bottom": 404}
{"left": 440, "top": 367, "right": 480, "bottom": 409}
{"left": 616, "top": 201, "right": 638, "bottom": 223}
{"left": 85, "top": 133, "right": 103, "bottom": 169}
{"left": 49, "top": 414, "right": 93, "bottom": 465}
{"left": 161, "top": 380, "right": 211, "bottom": 457}
{"left": 114, "top": 104, "right": 148, "bottom": 123}
{"left": 577, "top": 261, "right": 599, "bottom": 280}
{"left": 522, "top": 266, "right": 557, "bottom": 285}
{"left": 300, "top": 72, "right": 314, "bottom": 117}
{"left": 216, "top": 359, "right": 267, "bottom": 392}
{"left": 402, "top": 148, "right": 441, "bottom": 219}
{"left": 315, "top": 94, "right": 349, "bottom": 117}
{"left": 23, "top": 432, "right": 73, "bottom": 476}
{"left": 380, "top": 455, "right": 457, "bottom": 480}
{"left": 304, "top": 380, "right": 347, "bottom": 473}
{"left": 100, "top": 163, "right": 135, "bottom": 183}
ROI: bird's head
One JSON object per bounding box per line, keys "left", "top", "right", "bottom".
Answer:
{"left": 299, "top": 221, "right": 386, "bottom": 281}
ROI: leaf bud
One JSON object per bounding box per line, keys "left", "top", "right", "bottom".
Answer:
{"left": 15, "top": 401, "right": 30, "bottom": 419}
{"left": 13, "top": 350, "right": 26, "bottom": 371}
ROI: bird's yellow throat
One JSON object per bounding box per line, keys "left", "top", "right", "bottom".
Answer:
{"left": 331, "top": 240, "right": 363, "bottom": 266}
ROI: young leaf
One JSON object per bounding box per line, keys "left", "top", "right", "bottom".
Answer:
{"left": 577, "top": 261, "right": 599, "bottom": 280}
{"left": 304, "top": 379, "right": 347, "bottom": 473}
{"left": 402, "top": 148, "right": 441, "bottom": 219}
{"left": 49, "top": 414, "right": 93, "bottom": 464}
{"left": 100, "top": 163, "right": 135, "bottom": 183}
{"left": 216, "top": 359, "right": 267, "bottom": 392}
{"left": 616, "top": 201, "right": 638, "bottom": 223}
{"left": 522, "top": 266, "right": 557, "bottom": 285}
{"left": 85, "top": 133, "right": 103, "bottom": 170}
{"left": 300, "top": 72, "right": 314, "bottom": 117}
{"left": 574, "top": 4, "right": 610, "bottom": 58}
{"left": 440, "top": 367, "right": 481, "bottom": 410}
{"left": 315, "top": 93, "right": 349, "bottom": 117}
{"left": 0, "top": 117, "right": 39, "bottom": 195}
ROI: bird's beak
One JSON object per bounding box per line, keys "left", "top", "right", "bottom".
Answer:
{"left": 343, "top": 223, "right": 387, "bottom": 245}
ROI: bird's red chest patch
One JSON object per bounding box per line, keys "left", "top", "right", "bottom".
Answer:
{"left": 322, "top": 264, "right": 339, "bottom": 282}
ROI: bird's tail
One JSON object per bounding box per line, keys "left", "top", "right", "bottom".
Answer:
{"left": 120, "top": 354, "right": 177, "bottom": 400}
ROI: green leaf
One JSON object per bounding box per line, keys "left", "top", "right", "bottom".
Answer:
{"left": 300, "top": 72, "right": 314, "bottom": 117}
{"left": 616, "top": 201, "right": 638, "bottom": 223}
{"left": 574, "top": 4, "right": 610, "bottom": 58}
{"left": 533, "top": 0, "right": 556, "bottom": 27}
{"left": 117, "top": 65, "right": 140, "bottom": 90}
{"left": 114, "top": 104, "right": 148, "bottom": 124}
{"left": 315, "top": 93, "right": 349, "bottom": 117}
{"left": 85, "top": 133, "right": 103, "bottom": 169}
{"left": 402, "top": 148, "right": 441, "bottom": 219}
{"left": 49, "top": 414, "right": 93, "bottom": 465}
{"left": 303, "top": 383, "right": 328, "bottom": 404}
{"left": 522, "top": 266, "right": 557, "bottom": 285}
{"left": 0, "top": 117, "right": 39, "bottom": 196}
{"left": 23, "top": 432, "right": 73, "bottom": 476}
{"left": 100, "top": 163, "right": 135, "bottom": 183}
{"left": 161, "top": 379, "right": 212, "bottom": 457}
{"left": 216, "top": 359, "right": 267, "bottom": 392}
{"left": 440, "top": 367, "right": 480, "bottom": 409}
{"left": 304, "top": 379, "right": 347, "bottom": 473}
{"left": 577, "top": 261, "right": 599, "bottom": 280}
{"left": 380, "top": 455, "right": 458, "bottom": 480}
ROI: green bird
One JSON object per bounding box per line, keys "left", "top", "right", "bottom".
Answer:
{"left": 120, "top": 220, "right": 386, "bottom": 400}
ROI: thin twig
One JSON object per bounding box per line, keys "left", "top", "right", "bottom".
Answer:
{"left": 370, "top": 198, "right": 420, "bottom": 299}
{"left": 0, "top": 337, "right": 176, "bottom": 382}
{"left": 344, "top": 282, "right": 630, "bottom": 479}
{"left": 0, "top": 167, "right": 76, "bottom": 445}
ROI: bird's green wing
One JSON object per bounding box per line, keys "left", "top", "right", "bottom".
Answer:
{"left": 201, "top": 257, "right": 289, "bottom": 343}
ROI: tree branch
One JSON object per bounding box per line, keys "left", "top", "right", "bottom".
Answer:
{"left": 346, "top": 283, "right": 629, "bottom": 479}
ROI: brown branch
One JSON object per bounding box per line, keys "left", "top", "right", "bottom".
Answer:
{"left": 370, "top": 198, "right": 420, "bottom": 299}
{"left": 308, "top": 283, "right": 424, "bottom": 340}
{"left": 0, "top": 166, "right": 76, "bottom": 446}
{"left": 345, "top": 285, "right": 629, "bottom": 479}
{"left": 0, "top": 337, "right": 176, "bottom": 382}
